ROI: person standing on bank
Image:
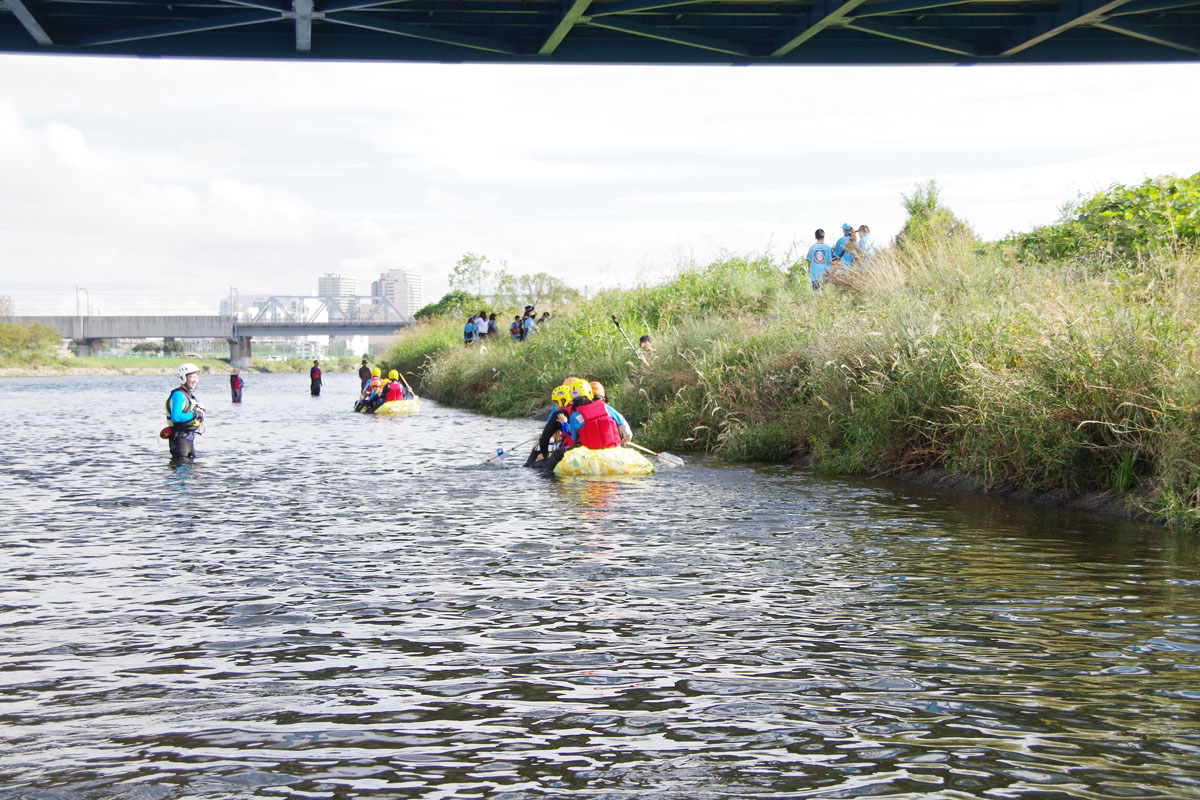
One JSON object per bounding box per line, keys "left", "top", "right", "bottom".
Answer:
{"left": 230, "top": 369, "right": 244, "bottom": 403}
{"left": 310, "top": 360, "right": 322, "bottom": 396}
{"left": 166, "top": 363, "right": 205, "bottom": 460}
{"left": 832, "top": 223, "right": 857, "bottom": 269}
{"left": 806, "top": 229, "right": 834, "bottom": 290}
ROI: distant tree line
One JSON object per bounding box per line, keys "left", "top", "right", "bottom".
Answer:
{"left": 414, "top": 253, "right": 580, "bottom": 321}
{"left": 0, "top": 322, "right": 61, "bottom": 362}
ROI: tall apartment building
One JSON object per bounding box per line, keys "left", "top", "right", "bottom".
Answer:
{"left": 318, "top": 272, "right": 357, "bottom": 299}
{"left": 0, "top": 296, "right": 14, "bottom": 317}
{"left": 318, "top": 272, "right": 358, "bottom": 318}
{"left": 371, "top": 269, "right": 424, "bottom": 316}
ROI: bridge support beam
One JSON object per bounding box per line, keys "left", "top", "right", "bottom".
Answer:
{"left": 229, "top": 336, "right": 253, "bottom": 368}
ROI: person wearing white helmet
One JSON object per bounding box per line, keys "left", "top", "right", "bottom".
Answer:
{"left": 165, "top": 362, "right": 205, "bottom": 459}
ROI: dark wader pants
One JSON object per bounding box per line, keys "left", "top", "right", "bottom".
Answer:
{"left": 525, "top": 444, "right": 567, "bottom": 474}
{"left": 311, "top": 380, "right": 321, "bottom": 397}
{"left": 169, "top": 431, "right": 195, "bottom": 459}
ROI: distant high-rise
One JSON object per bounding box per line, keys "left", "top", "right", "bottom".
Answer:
{"left": 371, "top": 269, "right": 423, "bottom": 316}
{"left": 0, "top": 296, "right": 13, "bottom": 317}
{"left": 318, "top": 272, "right": 357, "bottom": 298}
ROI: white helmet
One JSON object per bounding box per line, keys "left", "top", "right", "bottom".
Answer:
{"left": 177, "top": 363, "right": 200, "bottom": 381}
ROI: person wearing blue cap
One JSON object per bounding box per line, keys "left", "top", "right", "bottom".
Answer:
{"left": 833, "top": 223, "right": 858, "bottom": 269}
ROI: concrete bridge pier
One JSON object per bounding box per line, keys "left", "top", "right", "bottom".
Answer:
{"left": 229, "top": 336, "right": 253, "bottom": 368}
{"left": 74, "top": 339, "right": 99, "bottom": 357}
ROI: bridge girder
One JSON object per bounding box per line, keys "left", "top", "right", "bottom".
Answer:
{"left": 1, "top": 0, "right": 1198, "bottom": 64}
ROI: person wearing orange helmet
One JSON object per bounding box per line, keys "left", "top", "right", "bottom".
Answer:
{"left": 586, "top": 380, "right": 633, "bottom": 445}
{"left": 565, "top": 378, "right": 629, "bottom": 450}
{"left": 355, "top": 367, "right": 385, "bottom": 412}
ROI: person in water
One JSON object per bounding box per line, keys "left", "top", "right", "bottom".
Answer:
{"left": 310, "top": 360, "right": 322, "bottom": 396}
{"left": 166, "top": 362, "right": 205, "bottom": 460}
{"left": 356, "top": 367, "right": 384, "bottom": 411}
{"left": 358, "top": 357, "right": 372, "bottom": 390}
{"left": 526, "top": 383, "right": 577, "bottom": 474}
{"left": 566, "top": 378, "right": 629, "bottom": 450}
{"left": 379, "top": 370, "right": 408, "bottom": 406}
{"left": 230, "top": 369, "right": 243, "bottom": 403}
{"left": 588, "top": 381, "right": 633, "bottom": 445}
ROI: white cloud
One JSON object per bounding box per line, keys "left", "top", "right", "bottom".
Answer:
{"left": 2, "top": 56, "right": 1199, "bottom": 314}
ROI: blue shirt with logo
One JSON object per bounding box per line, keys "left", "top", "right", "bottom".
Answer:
{"left": 806, "top": 242, "right": 834, "bottom": 282}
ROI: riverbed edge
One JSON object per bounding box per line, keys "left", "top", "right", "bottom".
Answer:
{"left": 787, "top": 453, "right": 1153, "bottom": 525}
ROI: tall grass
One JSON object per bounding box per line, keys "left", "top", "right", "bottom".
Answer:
{"left": 382, "top": 200, "right": 1199, "bottom": 530}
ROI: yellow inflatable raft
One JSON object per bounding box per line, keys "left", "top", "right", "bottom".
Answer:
{"left": 554, "top": 446, "right": 655, "bottom": 477}
{"left": 374, "top": 398, "right": 422, "bottom": 416}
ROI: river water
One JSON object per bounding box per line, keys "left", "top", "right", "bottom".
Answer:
{"left": 2, "top": 372, "right": 1199, "bottom": 800}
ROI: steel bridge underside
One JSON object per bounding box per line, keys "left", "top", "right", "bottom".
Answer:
{"left": 1, "top": 0, "right": 1197, "bottom": 66}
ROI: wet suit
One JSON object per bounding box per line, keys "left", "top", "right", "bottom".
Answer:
{"left": 166, "top": 386, "right": 203, "bottom": 459}
{"left": 524, "top": 405, "right": 575, "bottom": 474}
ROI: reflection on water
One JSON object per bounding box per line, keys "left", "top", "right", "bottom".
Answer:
{"left": 2, "top": 373, "right": 1199, "bottom": 799}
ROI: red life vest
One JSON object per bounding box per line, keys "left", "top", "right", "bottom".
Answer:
{"left": 574, "top": 399, "right": 621, "bottom": 450}
{"left": 383, "top": 381, "right": 405, "bottom": 401}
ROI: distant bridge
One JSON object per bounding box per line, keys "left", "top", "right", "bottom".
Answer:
{"left": 9, "top": 296, "right": 414, "bottom": 365}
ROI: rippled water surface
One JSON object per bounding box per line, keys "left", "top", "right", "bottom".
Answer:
{"left": 3, "top": 373, "right": 1200, "bottom": 799}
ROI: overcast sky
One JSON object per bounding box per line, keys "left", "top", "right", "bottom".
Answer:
{"left": 3, "top": 54, "right": 1199, "bottom": 315}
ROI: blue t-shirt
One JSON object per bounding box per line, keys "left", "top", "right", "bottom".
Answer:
{"left": 833, "top": 235, "right": 856, "bottom": 266}
{"left": 463, "top": 321, "right": 477, "bottom": 342}
{"left": 806, "top": 242, "right": 833, "bottom": 282}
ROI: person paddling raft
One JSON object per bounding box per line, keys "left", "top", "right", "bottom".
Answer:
{"left": 526, "top": 383, "right": 579, "bottom": 474}
{"left": 566, "top": 378, "right": 630, "bottom": 450}
{"left": 587, "top": 381, "right": 633, "bottom": 445}
{"left": 381, "top": 370, "right": 408, "bottom": 403}
{"left": 165, "top": 363, "right": 205, "bottom": 460}
{"left": 355, "top": 367, "right": 385, "bottom": 412}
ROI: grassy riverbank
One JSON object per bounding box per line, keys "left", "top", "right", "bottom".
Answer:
{"left": 384, "top": 177, "right": 1200, "bottom": 531}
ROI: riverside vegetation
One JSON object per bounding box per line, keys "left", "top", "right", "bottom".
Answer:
{"left": 384, "top": 175, "right": 1200, "bottom": 531}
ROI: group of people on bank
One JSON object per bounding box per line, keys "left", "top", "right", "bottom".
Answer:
{"left": 524, "top": 377, "right": 632, "bottom": 474}
{"left": 804, "top": 223, "right": 875, "bottom": 290}
{"left": 465, "top": 305, "right": 549, "bottom": 345}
